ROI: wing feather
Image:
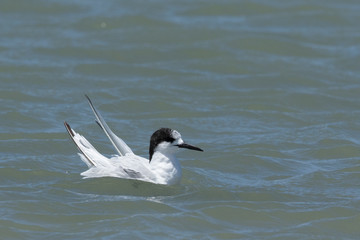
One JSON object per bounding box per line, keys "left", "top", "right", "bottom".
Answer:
{"left": 85, "top": 95, "right": 133, "bottom": 156}
{"left": 64, "top": 122, "right": 110, "bottom": 168}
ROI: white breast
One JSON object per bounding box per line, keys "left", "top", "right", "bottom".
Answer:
{"left": 150, "top": 152, "right": 182, "bottom": 185}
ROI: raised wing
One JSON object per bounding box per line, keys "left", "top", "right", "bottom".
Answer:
{"left": 64, "top": 121, "right": 109, "bottom": 168}
{"left": 85, "top": 95, "right": 133, "bottom": 156}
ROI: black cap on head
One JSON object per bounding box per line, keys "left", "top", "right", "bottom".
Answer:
{"left": 149, "top": 128, "right": 203, "bottom": 162}
{"left": 149, "top": 128, "right": 175, "bottom": 162}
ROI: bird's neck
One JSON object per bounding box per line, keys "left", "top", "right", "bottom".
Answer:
{"left": 150, "top": 151, "right": 182, "bottom": 185}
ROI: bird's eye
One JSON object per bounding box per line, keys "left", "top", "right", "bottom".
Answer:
{"left": 168, "top": 137, "right": 176, "bottom": 143}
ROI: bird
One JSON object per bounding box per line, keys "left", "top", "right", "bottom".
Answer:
{"left": 64, "top": 95, "right": 203, "bottom": 185}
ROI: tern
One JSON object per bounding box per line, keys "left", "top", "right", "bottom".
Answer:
{"left": 64, "top": 95, "right": 203, "bottom": 185}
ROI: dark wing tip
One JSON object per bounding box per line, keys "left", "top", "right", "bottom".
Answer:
{"left": 64, "top": 121, "right": 75, "bottom": 137}
{"left": 95, "top": 120, "right": 103, "bottom": 130}
{"left": 84, "top": 94, "right": 94, "bottom": 104}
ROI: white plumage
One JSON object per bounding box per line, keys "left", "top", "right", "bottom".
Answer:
{"left": 64, "top": 95, "right": 203, "bottom": 185}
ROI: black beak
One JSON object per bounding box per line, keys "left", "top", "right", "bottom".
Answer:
{"left": 176, "top": 143, "right": 203, "bottom": 152}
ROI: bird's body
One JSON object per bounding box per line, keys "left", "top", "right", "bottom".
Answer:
{"left": 64, "top": 95, "right": 203, "bottom": 185}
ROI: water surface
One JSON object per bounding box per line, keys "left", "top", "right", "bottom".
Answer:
{"left": 1, "top": 0, "right": 360, "bottom": 239}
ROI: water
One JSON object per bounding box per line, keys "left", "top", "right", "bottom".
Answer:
{"left": 1, "top": 0, "right": 360, "bottom": 239}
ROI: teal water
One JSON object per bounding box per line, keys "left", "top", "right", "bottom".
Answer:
{"left": 1, "top": 0, "right": 360, "bottom": 239}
